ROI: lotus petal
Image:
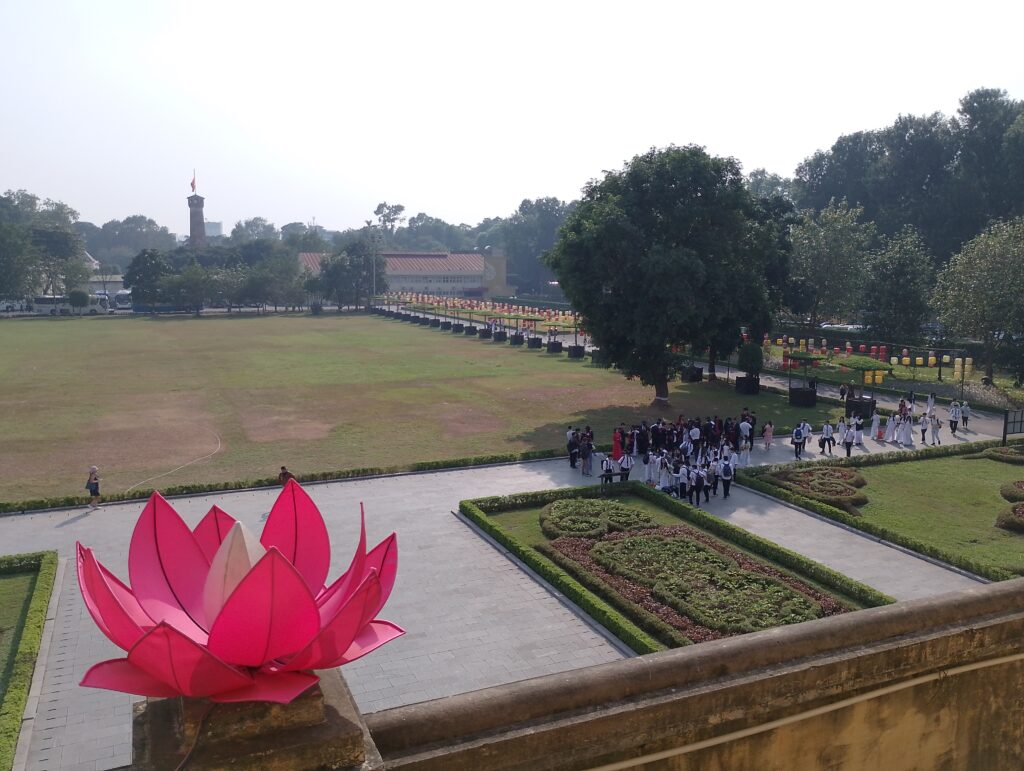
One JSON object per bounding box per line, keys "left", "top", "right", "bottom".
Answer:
{"left": 211, "top": 671, "right": 319, "bottom": 703}
{"left": 128, "top": 623, "right": 251, "bottom": 697}
{"left": 330, "top": 620, "right": 405, "bottom": 669}
{"left": 202, "top": 521, "right": 266, "bottom": 623}
{"left": 282, "top": 570, "right": 380, "bottom": 671}
{"left": 260, "top": 480, "right": 330, "bottom": 594}
{"left": 363, "top": 532, "right": 398, "bottom": 620}
{"left": 315, "top": 508, "right": 367, "bottom": 622}
{"left": 81, "top": 659, "right": 180, "bottom": 697}
{"left": 193, "top": 505, "right": 237, "bottom": 562}
{"left": 207, "top": 549, "right": 320, "bottom": 668}
{"left": 128, "top": 492, "right": 211, "bottom": 638}
{"left": 76, "top": 544, "right": 152, "bottom": 651}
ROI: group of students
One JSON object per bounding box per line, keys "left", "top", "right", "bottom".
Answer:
{"left": 880, "top": 394, "right": 972, "bottom": 447}
{"left": 566, "top": 412, "right": 775, "bottom": 506}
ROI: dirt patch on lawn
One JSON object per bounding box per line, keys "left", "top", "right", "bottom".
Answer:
{"left": 239, "top": 411, "right": 333, "bottom": 442}
{"left": 432, "top": 402, "right": 506, "bottom": 439}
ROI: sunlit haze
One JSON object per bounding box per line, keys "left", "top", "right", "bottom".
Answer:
{"left": 4, "top": 0, "right": 1022, "bottom": 235}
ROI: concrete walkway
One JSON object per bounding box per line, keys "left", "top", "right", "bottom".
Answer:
{"left": 4, "top": 435, "right": 992, "bottom": 770}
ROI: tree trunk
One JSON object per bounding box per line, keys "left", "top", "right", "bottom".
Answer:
{"left": 986, "top": 336, "right": 995, "bottom": 380}
{"left": 707, "top": 346, "right": 718, "bottom": 381}
{"left": 652, "top": 376, "right": 670, "bottom": 407}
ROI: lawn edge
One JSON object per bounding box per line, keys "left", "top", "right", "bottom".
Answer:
{"left": 0, "top": 551, "right": 58, "bottom": 771}
{"left": 738, "top": 438, "right": 1024, "bottom": 581}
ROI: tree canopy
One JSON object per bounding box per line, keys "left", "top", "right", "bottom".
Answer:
{"left": 862, "top": 227, "right": 934, "bottom": 343}
{"left": 545, "top": 145, "right": 792, "bottom": 401}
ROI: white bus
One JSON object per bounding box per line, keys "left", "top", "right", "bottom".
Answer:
{"left": 114, "top": 289, "right": 133, "bottom": 310}
{"left": 32, "top": 294, "right": 110, "bottom": 316}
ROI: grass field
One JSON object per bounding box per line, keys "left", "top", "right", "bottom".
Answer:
{"left": 0, "top": 572, "right": 37, "bottom": 704}
{"left": 0, "top": 313, "right": 844, "bottom": 503}
{"left": 855, "top": 456, "right": 1024, "bottom": 577}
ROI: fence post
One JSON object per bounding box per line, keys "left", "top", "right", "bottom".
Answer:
{"left": 1003, "top": 410, "right": 1009, "bottom": 447}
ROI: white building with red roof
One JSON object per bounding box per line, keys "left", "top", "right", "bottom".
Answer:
{"left": 298, "top": 250, "right": 512, "bottom": 298}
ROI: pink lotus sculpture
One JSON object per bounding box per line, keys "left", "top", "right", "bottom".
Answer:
{"left": 76, "top": 480, "right": 402, "bottom": 703}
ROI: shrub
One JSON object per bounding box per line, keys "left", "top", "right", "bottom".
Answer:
{"left": 540, "top": 499, "right": 655, "bottom": 539}
{"left": 999, "top": 480, "right": 1024, "bottom": 503}
{"left": 995, "top": 503, "right": 1024, "bottom": 534}
{"left": 0, "top": 551, "right": 57, "bottom": 771}
{"left": 737, "top": 342, "right": 764, "bottom": 377}
{"left": 591, "top": 534, "right": 823, "bottom": 634}
{"left": 766, "top": 467, "right": 869, "bottom": 511}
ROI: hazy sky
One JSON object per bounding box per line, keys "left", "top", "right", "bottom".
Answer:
{"left": 3, "top": 1, "right": 1022, "bottom": 236}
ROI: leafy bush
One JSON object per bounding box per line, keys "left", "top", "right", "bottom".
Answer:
{"left": 966, "top": 446, "right": 1024, "bottom": 466}
{"left": 999, "top": 480, "right": 1024, "bottom": 503}
{"left": 996, "top": 503, "right": 1024, "bottom": 534}
{"left": 737, "top": 342, "right": 764, "bottom": 377}
{"left": 0, "top": 551, "right": 57, "bottom": 771}
{"left": 458, "top": 499, "right": 664, "bottom": 654}
{"left": 766, "top": 467, "right": 869, "bottom": 512}
{"left": 540, "top": 499, "right": 655, "bottom": 539}
{"left": 591, "top": 535, "right": 822, "bottom": 634}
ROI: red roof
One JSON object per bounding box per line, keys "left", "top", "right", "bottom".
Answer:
{"left": 298, "top": 252, "right": 325, "bottom": 274}
{"left": 383, "top": 252, "right": 484, "bottom": 274}
{"left": 299, "top": 251, "right": 485, "bottom": 276}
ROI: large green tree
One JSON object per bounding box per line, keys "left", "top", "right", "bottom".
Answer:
{"left": 788, "top": 200, "right": 876, "bottom": 326}
{"left": 933, "top": 217, "right": 1024, "bottom": 378}
{"left": 230, "top": 217, "right": 279, "bottom": 244}
{"left": 503, "top": 198, "right": 574, "bottom": 295}
{"left": 123, "top": 249, "right": 172, "bottom": 304}
{"left": 862, "top": 227, "right": 934, "bottom": 343}
{"left": 0, "top": 224, "right": 38, "bottom": 299}
{"left": 545, "top": 145, "right": 790, "bottom": 402}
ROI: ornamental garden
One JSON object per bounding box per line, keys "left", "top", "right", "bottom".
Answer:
{"left": 461, "top": 484, "right": 891, "bottom": 653}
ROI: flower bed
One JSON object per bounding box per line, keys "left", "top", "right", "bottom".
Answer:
{"left": 540, "top": 499, "right": 655, "bottom": 539}
{"left": 764, "top": 467, "right": 868, "bottom": 512}
{"left": 996, "top": 503, "right": 1024, "bottom": 534}
{"left": 966, "top": 446, "right": 1024, "bottom": 465}
{"left": 999, "top": 480, "right": 1024, "bottom": 503}
{"left": 460, "top": 483, "right": 888, "bottom": 652}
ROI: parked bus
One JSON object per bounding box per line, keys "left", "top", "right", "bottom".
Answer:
{"left": 32, "top": 294, "right": 110, "bottom": 315}
{"left": 114, "top": 289, "right": 133, "bottom": 310}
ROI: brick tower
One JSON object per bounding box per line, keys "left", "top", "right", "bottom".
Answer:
{"left": 187, "top": 194, "right": 207, "bottom": 248}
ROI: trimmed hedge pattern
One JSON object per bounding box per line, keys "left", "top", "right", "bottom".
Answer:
{"left": 540, "top": 499, "right": 655, "bottom": 540}
{"left": 0, "top": 551, "right": 57, "bottom": 771}
{"left": 996, "top": 504, "right": 1024, "bottom": 534}
{"left": 999, "top": 480, "right": 1024, "bottom": 503}
{"left": 458, "top": 497, "right": 665, "bottom": 654}
{"left": 766, "top": 467, "right": 869, "bottom": 512}
{"left": 461, "top": 483, "right": 891, "bottom": 653}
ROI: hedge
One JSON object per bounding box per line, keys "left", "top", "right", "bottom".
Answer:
{"left": 623, "top": 484, "right": 892, "bottom": 608}
{"left": 461, "top": 483, "right": 892, "bottom": 653}
{"left": 0, "top": 551, "right": 57, "bottom": 771}
{"left": 458, "top": 497, "right": 665, "bottom": 655}
{"left": 0, "top": 446, "right": 616, "bottom": 516}
{"left": 738, "top": 443, "right": 1024, "bottom": 581}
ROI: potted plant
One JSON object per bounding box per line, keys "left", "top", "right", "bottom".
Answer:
{"left": 735, "top": 342, "right": 763, "bottom": 395}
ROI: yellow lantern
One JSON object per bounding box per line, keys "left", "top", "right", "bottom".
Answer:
{"left": 776, "top": 338, "right": 783, "bottom": 346}
{"left": 890, "top": 356, "right": 899, "bottom": 365}
{"left": 915, "top": 356, "right": 924, "bottom": 366}
{"left": 875, "top": 372, "right": 885, "bottom": 384}
{"left": 954, "top": 357, "right": 963, "bottom": 368}
{"left": 942, "top": 355, "right": 950, "bottom": 364}
{"left": 788, "top": 337, "right": 796, "bottom": 345}
{"left": 863, "top": 371, "right": 872, "bottom": 384}
{"left": 928, "top": 356, "right": 937, "bottom": 367}
{"left": 902, "top": 357, "right": 910, "bottom": 366}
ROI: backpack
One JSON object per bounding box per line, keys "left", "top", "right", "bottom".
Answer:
{"left": 721, "top": 462, "right": 733, "bottom": 480}
{"left": 793, "top": 427, "right": 803, "bottom": 442}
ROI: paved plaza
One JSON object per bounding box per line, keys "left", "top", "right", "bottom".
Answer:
{"left": 4, "top": 415, "right": 997, "bottom": 770}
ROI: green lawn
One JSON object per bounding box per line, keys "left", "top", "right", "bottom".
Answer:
{"left": 0, "top": 572, "right": 37, "bottom": 707}
{"left": 0, "top": 313, "right": 843, "bottom": 503}
{"left": 855, "top": 456, "right": 1024, "bottom": 577}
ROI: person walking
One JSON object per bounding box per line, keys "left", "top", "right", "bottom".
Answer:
{"left": 762, "top": 420, "right": 774, "bottom": 451}
{"left": 821, "top": 420, "right": 835, "bottom": 455}
{"left": 870, "top": 409, "right": 881, "bottom": 441}
{"left": 706, "top": 460, "right": 718, "bottom": 497}
{"left": 718, "top": 454, "right": 734, "bottom": 499}
{"left": 962, "top": 401, "right": 971, "bottom": 430}
{"left": 278, "top": 466, "right": 296, "bottom": 486}
{"left": 791, "top": 423, "right": 805, "bottom": 460}
{"left": 837, "top": 417, "right": 848, "bottom": 446}
{"left": 853, "top": 415, "right": 865, "bottom": 446}
{"left": 930, "top": 413, "right": 942, "bottom": 445}
{"left": 883, "top": 413, "right": 895, "bottom": 443}
{"left": 568, "top": 431, "right": 580, "bottom": 469}
{"left": 618, "top": 452, "right": 634, "bottom": 480}
{"left": 919, "top": 412, "right": 929, "bottom": 446}
{"left": 580, "top": 438, "right": 594, "bottom": 476}
{"left": 948, "top": 402, "right": 960, "bottom": 435}
{"left": 86, "top": 465, "right": 101, "bottom": 510}
{"left": 843, "top": 426, "right": 856, "bottom": 457}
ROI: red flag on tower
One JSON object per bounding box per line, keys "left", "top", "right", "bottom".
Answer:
{"left": 190, "top": 171, "right": 196, "bottom": 193}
